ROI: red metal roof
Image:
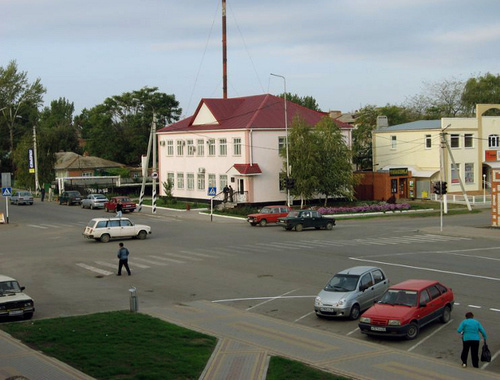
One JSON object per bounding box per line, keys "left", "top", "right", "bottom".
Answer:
{"left": 233, "top": 163, "right": 262, "bottom": 175}
{"left": 157, "top": 94, "right": 348, "bottom": 133}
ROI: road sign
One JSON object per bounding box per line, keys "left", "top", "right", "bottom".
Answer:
{"left": 208, "top": 187, "right": 217, "bottom": 196}
{"left": 2, "top": 187, "right": 12, "bottom": 197}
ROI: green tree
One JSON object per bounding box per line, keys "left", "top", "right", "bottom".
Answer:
{"left": 278, "top": 93, "right": 321, "bottom": 111}
{"left": 462, "top": 73, "right": 500, "bottom": 116}
{"left": 76, "top": 87, "right": 181, "bottom": 166}
{"left": 11, "top": 134, "right": 35, "bottom": 189}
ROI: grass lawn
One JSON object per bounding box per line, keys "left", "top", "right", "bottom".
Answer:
{"left": 0, "top": 311, "right": 349, "bottom": 380}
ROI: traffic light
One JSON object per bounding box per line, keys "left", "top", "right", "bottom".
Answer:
{"left": 441, "top": 181, "right": 447, "bottom": 195}
{"left": 285, "top": 177, "right": 295, "bottom": 189}
{"left": 433, "top": 181, "right": 441, "bottom": 195}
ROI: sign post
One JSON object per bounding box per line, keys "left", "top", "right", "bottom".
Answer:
{"left": 208, "top": 187, "right": 216, "bottom": 222}
{"left": 1, "top": 173, "right": 12, "bottom": 224}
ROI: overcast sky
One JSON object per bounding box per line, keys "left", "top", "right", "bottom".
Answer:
{"left": 2, "top": 0, "right": 499, "bottom": 118}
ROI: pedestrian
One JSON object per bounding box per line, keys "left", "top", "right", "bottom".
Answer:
{"left": 116, "top": 201, "right": 123, "bottom": 217}
{"left": 222, "top": 185, "right": 229, "bottom": 203}
{"left": 116, "top": 242, "right": 131, "bottom": 276}
{"left": 228, "top": 185, "right": 234, "bottom": 202}
{"left": 40, "top": 187, "right": 45, "bottom": 202}
{"left": 457, "top": 311, "right": 487, "bottom": 368}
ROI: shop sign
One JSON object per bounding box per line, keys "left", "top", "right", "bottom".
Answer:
{"left": 389, "top": 168, "right": 408, "bottom": 176}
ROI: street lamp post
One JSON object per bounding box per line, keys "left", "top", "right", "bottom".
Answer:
{"left": 270, "top": 73, "right": 290, "bottom": 207}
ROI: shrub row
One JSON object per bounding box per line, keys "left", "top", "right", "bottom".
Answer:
{"left": 318, "top": 203, "right": 411, "bottom": 215}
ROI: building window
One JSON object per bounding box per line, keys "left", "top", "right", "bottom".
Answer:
{"left": 451, "top": 163, "right": 460, "bottom": 184}
{"left": 278, "top": 136, "right": 286, "bottom": 152}
{"left": 187, "top": 173, "right": 195, "bottom": 190}
{"left": 197, "top": 173, "right": 205, "bottom": 190}
{"left": 464, "top": 134, "right": 473, "bottom": 148}
{"left": 177, "top": 173, "right": 184, "bottom": 189}
{"left": 488, "top": 134, "right": 499, "bottom": 148}
{"left": 233, "top": 137, "right": 241, "bottom": 156}
{"left": 167, "top": 140, "right": 174, "bottom": 156}
{"left": 208, "top": 174, "right": 216, "bottom": 188}
{"left": 197, "top": 139, "right": 205, "bottom": 156}
{"left": 391, "top": 136, "right": 397, "bottom": 149}
{"left": 208, "top": 139, "right": 216, "bottom": 156}
{"left": 187, "top": 139, "right": 195, "bottom": 156}
{"left": 279, "top": 172, "right": 286, "bottom": 192}
{"left": 82, "top": 171, "right": 92, "bottom": 177}
{"left": 167, "top": 172, "right": 175, "bottom": 188}
{"left": 450, "top": 134, "right": 459, "bottom": 148}
{"left": 219, "top": 138, "right": 227, "bottom": 156}
{"left": 176, "top": 140, "right": 184, "bottom": 156}
{"left": 465, "top": 163, "right": 474, "bottom": 183}
{"left": 425, "top": 135, "right": 432, "bottom": 149}
{"left": 219, "top": 174, "right": 228, "bottom": 190}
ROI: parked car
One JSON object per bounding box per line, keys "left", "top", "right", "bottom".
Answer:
{"left": 358, "top": 279, "right": 454, "bottom": 340}
{"left": 314, "top": 266, "right": 389, "bottom": 320}
{"left": 10, "top": 191, "right": 34, "bottom": 205}
{"left": 59, "top": 190, "right": 83, "bottom": 206}
{"left": 278, "top": 210, "right": 335, "bottom": 231}
{"left": 104, "top": 196, "right": 136, "bottom": 213}
{"left": 247, "top": 205, "right": 292, "bottom": 227}
{"left": 0, "top": 275, "right": 35, "bottom": 320}
{"left": 81, "top": 194, "right": 108, "bottom": 209}
{"left": 83, "top": 217, "right": 151, "bottom": 243}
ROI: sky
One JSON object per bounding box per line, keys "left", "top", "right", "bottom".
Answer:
{"left": 2, "top": 0, "right": 500, "bottom": 119}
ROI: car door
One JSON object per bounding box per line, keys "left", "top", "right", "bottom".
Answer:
{"left": 107, "top": 219, "right": 121, "bottom": 237}
{"left": 421, "top": 285, "right": 445, "bottom": 325}
{"left": 301, "top": 211, "right": 312, "bottom": 228}
{"left": 370, "top": 269, "right": 389, "bottom": 301}
{"left": 357, "top": 272, "right": 376, "bottom": 310}
{"left": 119, "top": 219, "right": 135, "bottom": 238}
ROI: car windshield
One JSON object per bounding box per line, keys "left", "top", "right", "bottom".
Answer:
{"left": 68, "top": 192, "right": 80, "bottom": 196}
{"left": 287, "top": 211, "right": 300, "bottom": 217}
{"left": 259, "top": 207, "right": 272, "bottom": 214}
{"left": 118, "top": 197, "right": 132, "bottom": 202}
{"left": 94, "top": 195, "right": 107, "bottom": 200}
{"left": 324, "top": 274, "right": 359, "bottom": 292}
{"left": 379, "top": 289, "right": 417, "bottom": 307}
{"left": 0, "top": 280, "right": 21, "bottom": 295}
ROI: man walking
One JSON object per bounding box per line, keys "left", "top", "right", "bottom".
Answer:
{"left": 116, "top": 201, "right": 123, "bottom": 217}
{"left": 117, "top": 242, "right": 131, "bottom": 276}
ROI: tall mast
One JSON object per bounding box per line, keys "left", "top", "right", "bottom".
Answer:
{"left": 222, "top": 0, "right": 228, "bottom": 99}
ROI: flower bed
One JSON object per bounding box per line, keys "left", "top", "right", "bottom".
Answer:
{"left": 318, "top": 203, "right": 411, "bottom": 215}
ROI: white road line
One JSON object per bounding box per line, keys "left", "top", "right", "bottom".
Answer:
{"left": 94, "top": 261, "right": 117, "bottom": 269}
{"left": 349, "top": 257, "right": 500, "bottom": 281}
{"left": 467, "top": 305, "right": 482, "bottom": 309}
{"left": 40, "top": 224, "right": 62, "bottom": 228}
{"left": 133, "top": 257, "right": 167, "bottom": 266}
{"left": 253, "top": 243, "right": 286, "bottom": 251}
{"left": 347, "top": 327, "right": 360, "bottom": 336}
{"left": 27, "top": 224, "right": 49, "bottom": 229}
{"left": 490, "top": 308, "right": 500, "bottom": 312}
{"left": 196, "top": 248, "right": 232, "bottom": 256}
{"left": 179, "top": 250, "right": 217, "bottom": 258}
{"left": 263, "top": 243, "right": 301, "bottom": 249}
{"left": 294, "top": 311, "right": 315, "bottom": 323}
{"left": 163, "top": 252, "right": 202, "bottom": 261}
{"left": 246, "top": 289, "right": 300, "bottom": 311}
{"left": 407, "top": 319, "right": 454, "bottom": 352}
{"left": 76, "top": 263, "right": 113, "bottom": 276}
{"left": 481, "top": 349, "right": 500, "bottom": 370}
{"left": 128, "top": 262, "right": 150, "bottom": 269}
{"left": 148, "top": 255, "right": 186, "bottom": 264}
{"left": 212, "top": 295, "right": 315, "bottom": 303}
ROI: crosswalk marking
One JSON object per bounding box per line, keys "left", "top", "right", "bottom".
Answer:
{"left": 27, "top": 224, "right": 49, "bottom": 229}
{"left": 148, "top": 255, "right": 186, "bottom": 264}
{"left": 180, "top": 250, "right": 217, "bottom": 258}
{"left": 133, "top": 257, "right": 167, "bottom": 266}
{"left": 163, "top": 252, "right": 202, "bottom": 261}
{"left": 76, "top": 263, "right": 113, "bottom": 276}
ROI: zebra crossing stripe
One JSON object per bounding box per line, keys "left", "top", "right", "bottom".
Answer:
{"left": 133, "top": 257, "right": 167, "bottom": 265}
{"left": 76, "top": 263, "right": 113, "bottom": 276}
{"left": 27, "top": 224, "right": 49, "bottom": 229}
{"left": 180, "top": 250, "right": 217, "bottom": 258}
{"left": 148, "top": 255, "right": 186, "bottom": 264}
{"left": 163, "top": 252, "right": 202, "bottom": 261}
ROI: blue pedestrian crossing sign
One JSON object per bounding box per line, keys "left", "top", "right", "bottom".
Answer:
{"left": 208, "top": 187, "right": 217, "bottom": 196}
{"left": 2, "top": 187, "right": 12, "bottom": 197}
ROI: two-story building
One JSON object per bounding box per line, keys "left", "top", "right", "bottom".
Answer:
{"left": 156, "top": 94, "right": 352, "bottom": 204}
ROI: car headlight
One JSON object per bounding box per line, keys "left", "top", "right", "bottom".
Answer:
{"left": 24, "top": 301, "right": 34, "bottom": 307}
{"left": 336, "top": 298, "right": 346, "bottom": 306}
{"left": 388, "top": 320, "right": 401, "bottom": 326}
{"left": 360, "top": 317, "right": 371, "bottom": 323}
{"left": 315, "top": 296, "right": 322, "bottom": 306}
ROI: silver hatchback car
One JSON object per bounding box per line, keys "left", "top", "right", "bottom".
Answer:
{"left": 314, "top": 266, "right": 389, "bottom": 320}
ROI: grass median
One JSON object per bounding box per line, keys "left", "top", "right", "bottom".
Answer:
{"left": 1, "top": 311, "right": 349, "bottom": 379}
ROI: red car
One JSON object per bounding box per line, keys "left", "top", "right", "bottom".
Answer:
{"left": 247, "top": 205, "right": 291, "bottom": 227}
{"left": 358, "top": 279, "right": 454, "bottom": 340}
{"left": 104, "top": 196, "right": 136, "bottom": 213}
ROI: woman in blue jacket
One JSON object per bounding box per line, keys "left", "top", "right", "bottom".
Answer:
{"left": 457, "top": 312, "right": 487, "bottom": 368}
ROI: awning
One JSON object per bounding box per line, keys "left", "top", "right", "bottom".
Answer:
{"left": 381, "top": 165, "right": 439, "bottom": 178}
{"left": 483, "top": 161, "right": 500, "bottom": 169}
{"left": 226, "top": 163, "right": 262, "bottom": 176}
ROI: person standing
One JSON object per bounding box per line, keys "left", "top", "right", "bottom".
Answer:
{"left": 117, "top": 242, "right": 131, "bottom": 276}
{"left": 40, "top": 188, "right": 45, "bottom": 202}
{"left": 457, "top": 311, "right": 487, "bottom": 368}
{"left": 116, "top": 201, "right": 123, "bottom": 217}
{"left": 222, "top": 185, "right": 229, "bottom": 203}
{"left": 228, "top": 185, "right": 234, "bottom": 202}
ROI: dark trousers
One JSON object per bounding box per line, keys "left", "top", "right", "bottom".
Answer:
{"left": 118, "top": 259, "right": 131, "bottom": 275}
{"left": 461, "top": 339, "right": 480, "bottom": 367}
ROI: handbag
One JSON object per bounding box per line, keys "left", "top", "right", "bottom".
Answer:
{"left": 481, "top": 343, "right": 491, "bottom": 362}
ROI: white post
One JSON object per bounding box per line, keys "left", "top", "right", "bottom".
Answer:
{"left": 152, "top": 113, "right": 157, "bottom": 214}
{"left": 33, "top": 125, "right": 40, "bottom": 194}
{"left": 483, "top": 174, "right": 486, "bottom": 203}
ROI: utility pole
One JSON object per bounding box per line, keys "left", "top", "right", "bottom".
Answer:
{"left": 152, "top": 113, "right": 157, "bottom": 214}
{"left": 222, "top": 0, "right": 228, "bottom": 99}
{"left": 138, "top": 117, "right": 154, "bottom": 212}
{"left": 33, "top": 125, "right": 40, "bottom": 194}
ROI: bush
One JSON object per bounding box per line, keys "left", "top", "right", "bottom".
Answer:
{"left": 318, "top": 203, "right": 411, "bottom": 215}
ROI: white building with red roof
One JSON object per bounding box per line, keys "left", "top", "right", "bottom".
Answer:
{"left": 157, "top": 94, "right": 352, "bottom": 204}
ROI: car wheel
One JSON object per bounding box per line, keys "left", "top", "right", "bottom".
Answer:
{"left": 440, "top": 306, "right": 451, "bottom": 323}
{"left": 295, "top": 224, "right": 303, "bottom": 232}
{"left": 100, "top": 234, "right": 111, "bottom": 243}
{"left": 405, "top": 322, "right": 419, "bottom": 340}
{"left": 349, "top": 304, "right": 361, "bottom": 320}
{"left": 326, "top": 222, "right": 334, "bottom": 230}
{"left": 137, "top": 230, "right": 147, "bottom": 240}
{"left": 259, "top": 219, "right": 267, "bottom": 227}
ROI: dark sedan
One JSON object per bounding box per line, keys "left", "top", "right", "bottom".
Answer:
{"left": 278, "top": 210, "right": 335, "bottom": 231}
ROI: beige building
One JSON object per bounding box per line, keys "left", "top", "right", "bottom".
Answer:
{"left": 372, "top": 104, "right": 500, "bottom": 198}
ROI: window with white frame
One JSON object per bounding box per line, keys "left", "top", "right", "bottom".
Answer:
{"left": 451, "top": 163, "right": 460, "bottom": 184}
{"left": 167, "top": 140, "right": 174, "bottom": 156}
{"left": 278, "top": 136, "right": 286, "bottom": 152}
{"left": 208, "top": 139, "right": 216, "bottom": 156}
{"left": 176, "top": 140, "right": 184, "bottom": 156}
{"left": 465, "top": 163, "right": 474, "bottom": 183}
{"left": 391, "top": 136, "right": 397, "bottom": 149}
{"left": 464, "top": 134, "right": 473, "bottom": 148}
{"left": 219, "top": 138, "right": 227, "bottom": 156}
{"left": 219, "top": 174, "right": 228, "bottom": 190}
{"left": 187, "top": 139, "right": 195, "bottom": 156}
{"left": 197, "top": 173, "right": 205, "bottom": 190}
{"left": 208, "top": 174, "right": 216, "bottom": 188}
{"left": 450, "top": 134, "right": 460, "bottom": 148}
{"left": 177, "top": 173, "right": 184, "bottom": 189}
{"left": 82, "top": 171, "right": 92, "bottom": 177}
{"left": 488, "top": 134, "right": 499, "bottom": 148}
{"left": 167, "top": 172, "right": 175, "bottom": 188}
{"left": 233, "top": 137, "right": 241, "bottom": 156}
{"left": 425, "top": 135, "right": 432, "bottom": 149}
{"left": 187, "top": 173, "right": 195, "bottom": 190}
{"left": 197, "top": 139, "right": 205, "bottom": 156}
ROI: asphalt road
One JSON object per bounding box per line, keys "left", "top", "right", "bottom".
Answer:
{"left": 0, "top": 199, "right": 498, "bottom": 375}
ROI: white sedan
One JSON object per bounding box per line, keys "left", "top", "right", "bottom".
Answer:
{"left": 83, "top": 217, "right": 152, "bottom": 243}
